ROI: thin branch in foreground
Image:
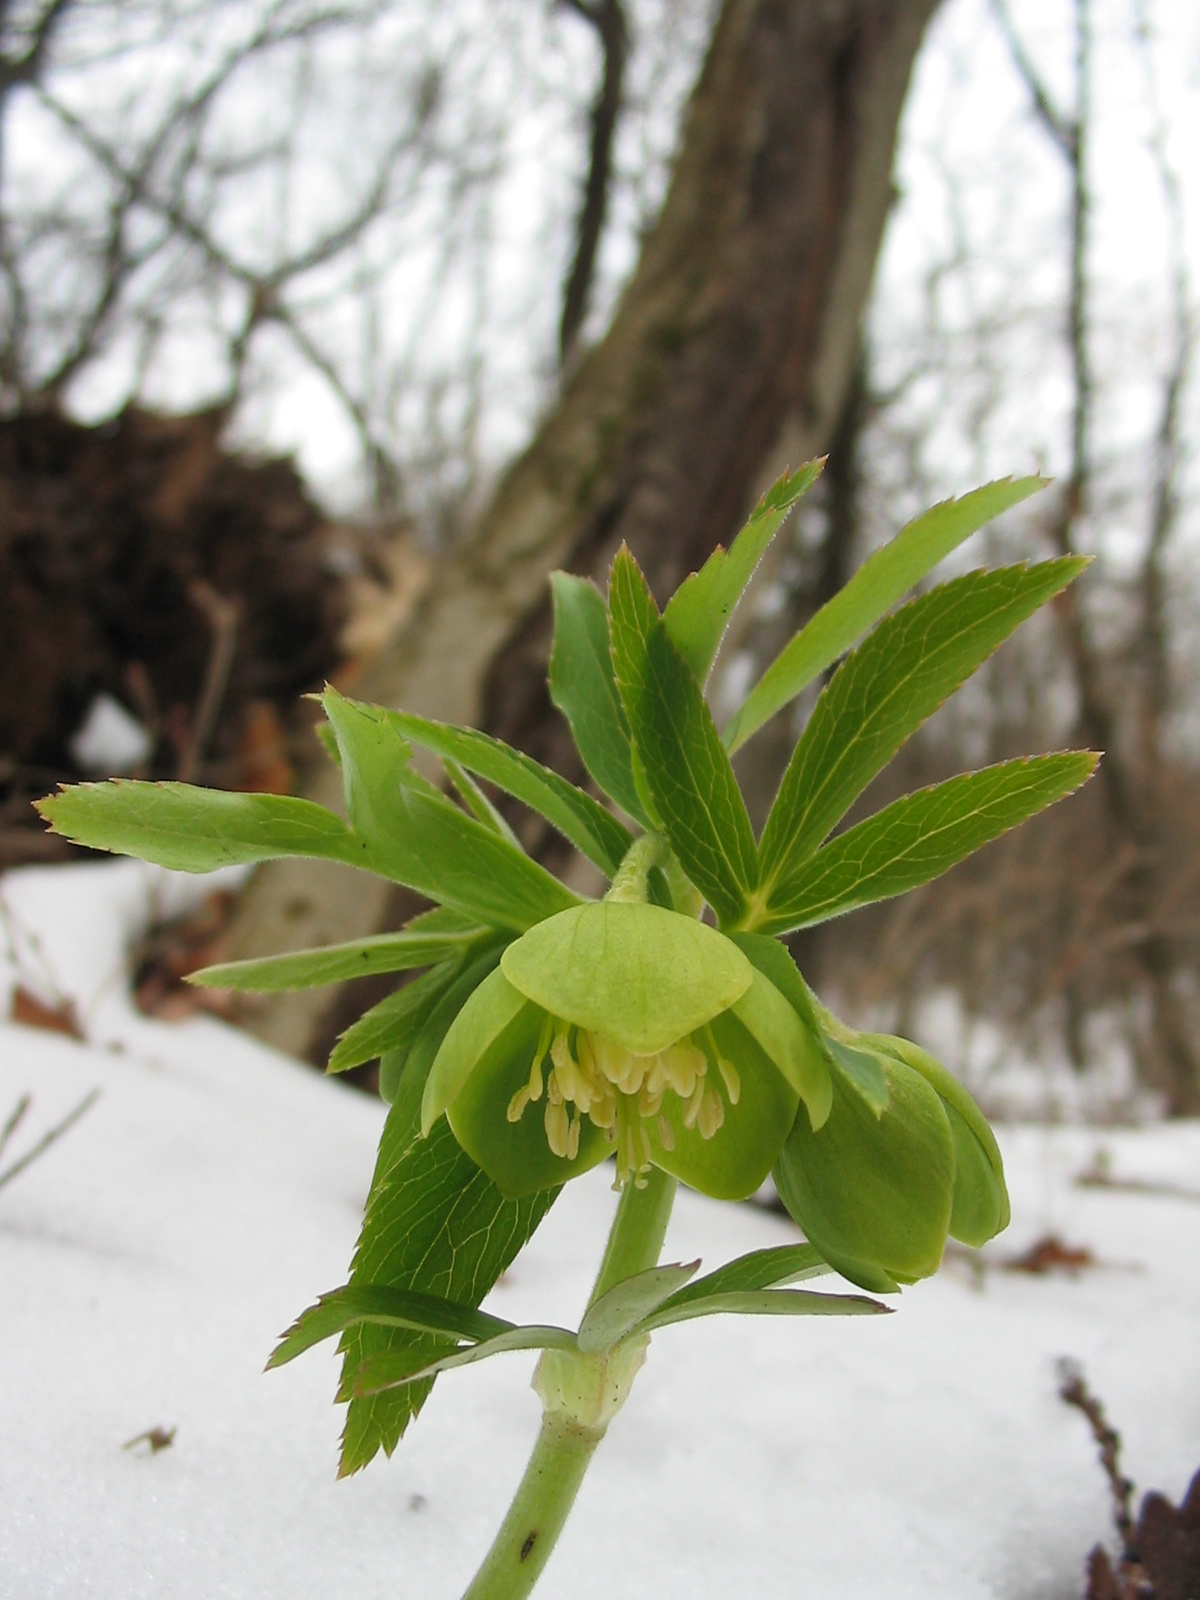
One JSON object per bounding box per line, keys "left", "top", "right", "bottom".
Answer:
{"left": 0, "top": 1088, "right": 101, "bottom": 1194}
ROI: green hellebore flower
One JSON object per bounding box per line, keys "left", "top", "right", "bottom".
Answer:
{"left": 863, "top": 1033, "right": 1011, "bottom": 1247}
{"left": 421, "top": 901, "right": 832, "bottom": 1201}
{"left": 774, "top": 1028, "right": 1010, "bottom": 1292}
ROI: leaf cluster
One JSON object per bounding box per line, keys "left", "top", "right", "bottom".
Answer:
{"left": 35, "top": 464, "right": 1097, "bottom": 1473}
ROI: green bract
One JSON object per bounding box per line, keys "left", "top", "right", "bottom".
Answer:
{"left": 422, "top": 900, "right": 828, "bottom": 1199}
{"left": 35, "top": 464, "right": 1097, "bottom": 1600}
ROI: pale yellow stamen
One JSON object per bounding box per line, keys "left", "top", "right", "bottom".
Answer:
{"left": 507, "top": 1015, "right": 735, "bottom": 1183}
{"left": 697, "top": 1088, "right": 725, "bottom": 1139}
{"left": 682, "top": 1076, "right": 707, "bottom": 1130}
{"left": 716, "top": 1054, "right": 740, "bottom": 1105}
{"left": 545, "top": 1098, "right": 570, "bottom": 1158}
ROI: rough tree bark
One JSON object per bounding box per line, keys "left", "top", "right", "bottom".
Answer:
{"left": 225, "top": 0, "right": 943, "bottom": 1062}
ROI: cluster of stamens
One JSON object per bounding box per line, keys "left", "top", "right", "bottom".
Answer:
{"left": 507, "top": 1016, "right": 740, "bottom": 1188}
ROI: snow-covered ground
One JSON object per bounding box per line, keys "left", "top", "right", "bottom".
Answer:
{"left": 1, "top": 859, "right": 1197, "bottom": 1600}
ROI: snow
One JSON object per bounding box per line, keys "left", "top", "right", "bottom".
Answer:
{"left": 67, "top": 694, "right": 154, "bottom": 776}
{"left": 1, "top": 859, "right": 1197, "bottom": 1600}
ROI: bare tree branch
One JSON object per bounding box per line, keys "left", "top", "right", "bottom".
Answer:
{"left": 558, "top": 0, "right": 627, "bottom": 372}
{"left": 987, "top": 0, "right": 1075, "bottom": 158}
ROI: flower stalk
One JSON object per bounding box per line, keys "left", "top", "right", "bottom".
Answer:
{"left": 460, "top": 1167, "right": 677, "bottom": 1600}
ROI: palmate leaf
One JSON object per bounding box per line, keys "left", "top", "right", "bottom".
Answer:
{"left": 383, "top": 705, "right": 633, "bottom": 877}
{"left": 758, "top": 751, "right": 1099, "bottom": 935}
{"left": 609, "top": 547, "right": 758, "bottom": 925}
{"left": 724, "top": 475, "right": 1049, "bottom": 751}
{"left": 754, "top": 559, "right": 1088, "bottom": 904}
{"left": 335, "top": 1062, "right": 557, "bottom": 1475}
{"left": 322, "top": 688, "right": 580, "bottom": 933}
{"left": 663, "top": 461, "right": 824, "bottom": 683}
{"left": 548, "top": 572, "right": 651, "bottom": 826}
{"left": 193, "top": 929, "right": 482, "bottom": 993}
{"left": 35, "top": 781, "right": 356, "bottom": 872}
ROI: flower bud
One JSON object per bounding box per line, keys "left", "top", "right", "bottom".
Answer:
{"left": 861, "top": 1034, "right": 1009, "bottom": 1248}
{"left": 774, "top": 1044, "right": 956, "bottom": 1292}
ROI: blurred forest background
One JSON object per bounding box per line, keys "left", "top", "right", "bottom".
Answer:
{"left": 2, "top": 0, "right": 1198, "bottom": 1115}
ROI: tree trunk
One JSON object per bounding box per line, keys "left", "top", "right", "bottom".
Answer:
{"left": 224, "top": 0, "right": 942, "bottom": 1063}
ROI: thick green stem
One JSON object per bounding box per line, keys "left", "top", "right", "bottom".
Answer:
{"left": 459, "top": 1411, "right": 603, "bottom": 1600}
{"left": 459, "top": 1166, "right": 677, "bottom": 1599}
{"left": 588, "top": 1163, "right": 677, "bottom": 1306}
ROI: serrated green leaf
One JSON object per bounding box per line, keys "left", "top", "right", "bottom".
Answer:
{"left": 576, "top": 1262, "right": 700, "bottom": 1354}
{"left": 635, "top": 1286, "right": 888, "bottom": 1334}
{"left": 549, "top": 572, "right": 651, "bottom": 826}
{"left": 322, "top": 687, "right": 580, "bottom": 932}
{"left": 609, "top": 547, "right": 758, "bottom": 925}
{"left": 724, "top": 476, "right": 1050, "bottom": 751}
{"left": 193, "top": 930, "right": 480, "bottom": 993}
{"left": 663, "top": 462, "right": 824, "bottom": 682}
{"left": 327, "top": 961, "right": 463, "bottom": 1075}
{"left": 754, "top": 560, "right": 1088, "bottom": 906}
{"left": 36, "top": 781, "right": 355, "bottom": 872}
{"left": 384, "top": 707, "right": 632, "bottom": 877}
{"left": 759, "top": 751, "right": 1099, "bottom": 935}
{"left": 335, "top": 1106, "right": 557, "bottom": 1475}
{"left": 443, "top": 759, "right": 522, "bottom": 845}
{"left": 349, "top": 1323, "right": 578, "bottom": 1398}
{"left": 268, "top": 1284, "right": 516, "bottom": 1369}
{"left": 404, "top": 905, "right": 483, "bottom": 935}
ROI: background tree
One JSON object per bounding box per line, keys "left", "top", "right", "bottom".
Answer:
{"left": 222, "top": 0, "right": 945, "bottom": 1061}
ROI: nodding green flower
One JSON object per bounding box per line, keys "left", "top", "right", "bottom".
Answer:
{"left": 774, "top": 1026, "right": 1009, "bottom": 1292}
{"left": 421, "top": 900, "right": 832, "bottom": 1200}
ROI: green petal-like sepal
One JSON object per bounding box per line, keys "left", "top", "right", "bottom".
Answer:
{"left": 774, "top": 1045, "right": 956, "bottom": 1290}
{"left": 729, "top": 969, "right": 832, "bottom": 1130}
{"left": 500, "top": 902, "right": 752, "bottom": 1054}
{"left": 421, "top": 967, "right": 527, "bottom": 1134}
{"left": 865, "top": 1034, "right": 1010, "bottom": 1246}
{"left": 644, "top": 1011, "right": 800, "bottom": 1199}
{"left": 446, "top": 1001, "right": 612, "bottom": 1197}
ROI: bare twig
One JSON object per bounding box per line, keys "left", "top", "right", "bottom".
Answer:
{"left": 987, "top": 0, "right": 1075, "bottom": 156}
{"left": 1057, "top": 1359, "right": 1137, "bottom": 1557}
{"left": 0, "top": 1088, "right": 101, "bottom": 1194}
{"left": 0, "top": 1092, "right": 31, "bottom": 1164}
{"left": 178, "top": 582, "right": 241, "bottom": 785}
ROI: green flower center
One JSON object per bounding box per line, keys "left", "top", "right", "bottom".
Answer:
{"left": 506, "top": 1016, "right": 740, "bottom": 1188}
